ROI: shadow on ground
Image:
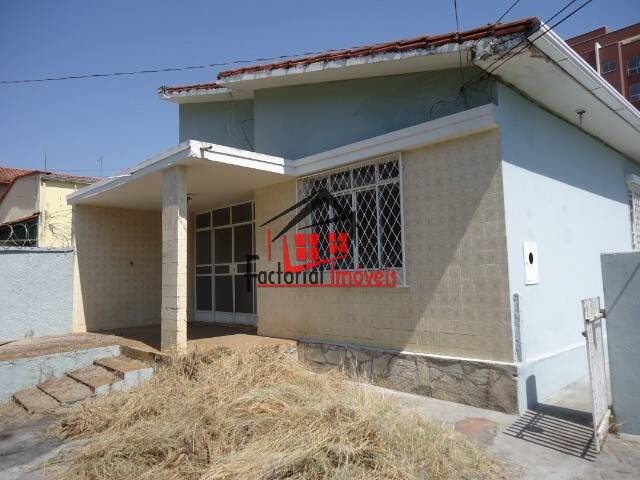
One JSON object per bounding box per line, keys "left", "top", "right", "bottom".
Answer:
{"left": 505, "top": 403, "right": 597, "bottom": 461}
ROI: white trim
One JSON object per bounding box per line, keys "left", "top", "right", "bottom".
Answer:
{"left": 67, "top": 106, "right": 497, "bottom": 207}
{"left": 530, "top": 23, "right": 640, "bottom": 130}
{"left": 301, "top": 338, "right": 516, "bottom": 367}
{"left": 294, "top": 104, "right": 497, "bottom": 176}
{"left": 67, "top": 140, "right": 292, "bottom": 205}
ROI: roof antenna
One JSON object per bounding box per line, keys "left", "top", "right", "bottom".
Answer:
{"left": 98, "top": 156, "right": 103, "bottom": 177}
{"left": 44, "top": 146, "right": 47, "bottom": 171}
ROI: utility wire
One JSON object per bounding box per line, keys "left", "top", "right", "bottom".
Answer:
{"left": 0, "top": 41, "right": 401, "bottom": 85}
{"left": 483, "top": 0, "right": 592, "bottom": 77}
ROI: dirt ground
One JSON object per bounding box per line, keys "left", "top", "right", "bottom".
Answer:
{"left": 1, "top": 380, "right": 639, "bottom": 479}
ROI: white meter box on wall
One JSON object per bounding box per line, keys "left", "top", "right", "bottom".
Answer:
{"left": 523, "top": 241, "right": 539, "bottom": 285}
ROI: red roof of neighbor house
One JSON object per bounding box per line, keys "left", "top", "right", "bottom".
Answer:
{"left": 0, "top": 167, "right": 33, "bottom": 184}
{"left": 160, "top": 17, "right": 539, "bottom": 95}
{"left": 0, "top": 166, "right": 99, "bottom": 185}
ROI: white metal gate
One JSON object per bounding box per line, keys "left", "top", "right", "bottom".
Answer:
{"left": 581, "top": 297, "right": 611, "bottom": 452}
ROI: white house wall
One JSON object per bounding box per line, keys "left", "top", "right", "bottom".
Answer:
{"left": 495, "top": 83, "right": 640, "bottom": 411}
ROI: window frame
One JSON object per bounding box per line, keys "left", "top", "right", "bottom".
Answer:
{"left": 626, "top": 174, "right": 640, "bottom": 252}
{"left": 601, "top": 59, "right": 616, "bottom": 74}
{"left": 629, "top": 83, "right": 640, "bottom": 103}
{"left": 628, "top": 56, "right": 640, "bottom": 76}
{"left": 296, "top": 153, "right": 407, "bottom": 286}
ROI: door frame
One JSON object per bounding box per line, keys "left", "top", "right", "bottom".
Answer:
{"left": 194, "top": 200, "right": 257, "bottom": 325}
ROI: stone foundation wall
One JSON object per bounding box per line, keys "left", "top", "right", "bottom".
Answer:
{"left": 299, "top": 341, "right": 518, "bottom": 413}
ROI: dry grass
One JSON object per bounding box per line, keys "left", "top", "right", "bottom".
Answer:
{"left": 55, "top": 347, "right": 504, "bottom": 480}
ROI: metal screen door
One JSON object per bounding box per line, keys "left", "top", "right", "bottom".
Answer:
{"left": 195, "top": 202, "right": 256, "bottom": 325}
{"left": 582, "top": 297, "right": 611, "bottom": 452}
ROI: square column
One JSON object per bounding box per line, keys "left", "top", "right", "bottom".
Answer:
{"left": 161, "top": 165, "right": 188, "bottom": 352}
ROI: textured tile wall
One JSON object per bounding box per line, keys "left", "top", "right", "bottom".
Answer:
{"left": 72, "top": 205, "right": 162, "bottom": 332}
{"left": 254, "top": 129, "right": 514, "bottom": 362}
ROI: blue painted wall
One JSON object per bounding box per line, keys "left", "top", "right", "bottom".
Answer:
{"left": 495, "top": 84, "right": 640, "bottom": 411}
{"left": 179, "top": 99, "right": 254, "bottom": 151}
{"left": 0, "top": 248, "right": 74, "bottom": 341}
{"left": 179, "top": 68, "right": 495, "bottom": 159}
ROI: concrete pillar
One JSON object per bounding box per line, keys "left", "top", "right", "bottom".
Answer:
{"left": 161, "top": 166, "right": 188, "bottom": 352}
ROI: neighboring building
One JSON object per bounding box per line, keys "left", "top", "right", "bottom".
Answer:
{"left": 567, "top": 23, "right": 640, "bottom": 109}
{"left": 0, "top": 167, "right": 97, "bottom": 247}
{"left": 68, "top": 17, "right": 640, "bottom": 413}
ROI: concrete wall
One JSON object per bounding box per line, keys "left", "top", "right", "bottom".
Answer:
{"left": 39, "top": 179, "right": 85, "bottom": 248}
{"left": 72, "top": 205, "right": 162, "bottom": 332}
{"left": 179, "top": 99, "right": 254, "bottom": 151}
{"left": 0, "top": 175, "right": 38, "bottom": 224}
{"left": 255, "top": 129, "right": 514, "bottom": 362}
{"left": 0, "top": 248, "right": 74, "bottom": 341}
{"left": 495, "top": 84, "right": 640, "bottom": 410}
{"left": 253, "top": 68, "right": 495, "bottom": 159}
{"left": 177, "top": 68, "right": 495, "bottom": 160}
{"left": 601, "top": 252, "right": 640, "bottom": 435}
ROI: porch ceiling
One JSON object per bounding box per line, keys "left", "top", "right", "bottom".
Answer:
{"left": 67, "top": 142, "right": 294, "bottom": 211}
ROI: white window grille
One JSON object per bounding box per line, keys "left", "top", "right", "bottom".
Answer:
{"left": 297, "top": 154, "right": 406, "bottom": 285}
{"left": 627, "top": 175, "right": 640, "bottom": 251}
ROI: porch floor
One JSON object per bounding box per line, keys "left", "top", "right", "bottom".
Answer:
{"left": 0, "top": 323, "right": 297, "bottom": 362}
{"left": 102, "top": 322, "right": 297, "bottom": 353}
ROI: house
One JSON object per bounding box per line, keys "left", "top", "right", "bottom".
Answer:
{"left": 567, "top": 22, "right": 640, "bottom": 109}
{"left": 0, "top": 167, "right": 97, "bottom": 247}
{"left": 67, "top": 17, "right": 640, "bottom": 413}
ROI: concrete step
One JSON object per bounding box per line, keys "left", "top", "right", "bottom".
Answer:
{"left": 94, "top": 356, "right": 154, "bottom": 389}
{"left": 38, "top": 376, "right": 93, "bottom": 405}
{"left": 67, "top": 365, "right": 121, "bottom": 394}
{"left": 13, "top": 387, "right": 60, "bottom": 414}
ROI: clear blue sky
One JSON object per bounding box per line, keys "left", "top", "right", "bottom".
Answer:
{"left": 0, "top": 0, "right": 637, "bottom": 176}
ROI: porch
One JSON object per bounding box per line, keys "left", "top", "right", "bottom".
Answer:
{"left": 68, "top": 141, "right": 294, "bottom": 352}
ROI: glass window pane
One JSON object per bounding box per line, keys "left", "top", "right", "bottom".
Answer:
{"left": 234, "top": 275, "right": 254, "bottom": 314}
{"left": 214, "top": 227, "right": 232, "bottom": 263}
{"left": 232, "top": 203, "right": 253, "bottom": 223}
{"left": 196, "top": 230, "right": 211, "bottom": 265}
{"left": 330, "top": 171, "right": 351, "bottom": 192}
{"left": 234, "top": 223, "right": 253, "bottom": 263}
{"left": 378, "top": 160, "right": 400, "bottom": 180}
{"left": 356, "top": 189, "right": 379, "bottom": 268}
{"left": 213, "top": 207, "right": 230, "bottom": 227}
{"left": 379, "top": 183, "right": 403, "bottom": 268}
{"left": 196, "top": 212, "right": 210, "bottom": 229}
{"left": 196, "top": 266, "right": 212, "bottom": 275}
{"left": 333, "top": 194, "right": 354, "bottom": 270}
{"left": 214, "top": 265, "right": 230, "bottom": 274}
{"left": 196, "top": 276, "right": 212, "bottom": 311}
{"left": 353, "top": 164, "right": 375, "bottom": 187}
{"left": 214, "top": 276, "right": 233, "bottom": 312}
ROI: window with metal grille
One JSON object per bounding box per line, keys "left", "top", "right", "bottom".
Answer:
{"left": 630, "top": 83, "right": 640, "bottom": 103}
{"left": 601, "top": 59, "right": 616, "bottom": 74}
{"left": 628, "top": 56, "right": 640, "bottom": 76}
{"left": 297, "top": 154, "right": 405, "bottom": 285}
{"left": 628, "top": 175, "right": 640, "bottom": 251}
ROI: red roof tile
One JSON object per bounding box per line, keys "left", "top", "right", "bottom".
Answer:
{"left": 0, "top": 167, "right": 33, "bottom": 184}
{"left": 160, "top": 17, "right": 539, "bottom": 95}
{"left": 0, "top": 166, "right": 99, "bottom": 185}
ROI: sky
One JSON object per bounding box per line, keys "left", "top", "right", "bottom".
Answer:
{"left": 0, "top": 0, "right": 638, "bottom": 177}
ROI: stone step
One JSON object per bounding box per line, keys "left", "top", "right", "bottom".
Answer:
{"left": 38, "top": 376, "right": 93, "bottom": 405}
{"left": 94, "top": 356, "right": 154, "bottom": 388}
{"left": 67, "top": 365, "right": 121, "bottom": 394}
{"left": 13, "top": 387, "right": 60, "bottom": 414}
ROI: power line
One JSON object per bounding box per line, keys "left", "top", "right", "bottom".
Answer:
{"left": 0, "top": 42, "right": 397, "bottom": 86}
{"left": 485, "top": 0, "right": 593, "bottom": 76}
